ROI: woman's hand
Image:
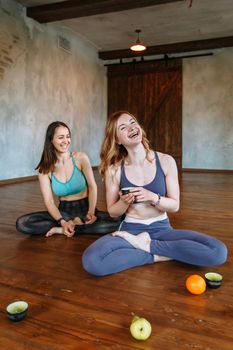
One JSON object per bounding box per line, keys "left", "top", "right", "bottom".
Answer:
{"left": 85, "top": 213, "right": 97, "bottom": 225}
{"left": 61, "top": 220, "right": 75, "bottom": 237}
{"left": 130, "top": 187, "right": 155, "bottom": 203}
{"left": 119, "top": 191, "right": 135, "bottom": 205}
{"left": 73, "top": 217, "right": 84, "bottom": 226}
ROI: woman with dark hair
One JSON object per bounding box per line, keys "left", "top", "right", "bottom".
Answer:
{"left": 82, "top": 111, "right": 227, "bottom": 276}
{"left": 16, "top": 121, "right": 121, "bottom": 237}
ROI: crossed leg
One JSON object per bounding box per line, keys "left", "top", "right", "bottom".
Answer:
{"left": 112, "top": 231, "right": 172, "bottom": 262}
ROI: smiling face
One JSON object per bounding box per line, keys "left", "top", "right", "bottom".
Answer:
{"left": 52, "top": 126, "right": 71, "bottom": 153}
{"left": 116, "top": 113, "right": 142, "bottom": 147}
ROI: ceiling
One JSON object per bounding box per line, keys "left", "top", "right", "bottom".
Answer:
{"left": 15, "top": 0, "right": 233, "bottom": 59}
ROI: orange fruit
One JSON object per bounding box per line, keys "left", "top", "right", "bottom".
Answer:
{"left": 186, "top": 274, "right": 206, "bottom": 295}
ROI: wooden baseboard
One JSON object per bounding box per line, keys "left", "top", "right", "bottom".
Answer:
{"left": 182, "top": 168, "right": 233, "bottom": 174}
{"left": 0, "top": 175, "right": 38, "bottom": 186}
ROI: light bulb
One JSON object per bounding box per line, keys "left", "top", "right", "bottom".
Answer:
{"left": 130, "top": 43, "right": 146, "bottom": 52}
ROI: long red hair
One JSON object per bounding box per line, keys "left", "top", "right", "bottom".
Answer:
{"left": 99, "top": 111, "right": 151, "bottom": 176}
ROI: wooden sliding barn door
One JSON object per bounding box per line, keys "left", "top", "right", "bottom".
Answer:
{"left": 107, "top": 59, "right": 182, "bottom": 169}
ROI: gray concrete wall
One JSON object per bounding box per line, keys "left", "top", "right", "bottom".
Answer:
{"left": 183, "top": 48, "right": 233, "bottom": 170}
{"left": 1, "top": 1, "right": 232, "bottom": 180}
{"left": 0, "top": 0, "right": 107, "bottom": 180}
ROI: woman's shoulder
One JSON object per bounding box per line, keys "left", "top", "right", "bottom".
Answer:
{"left": 108, "top": 160, "right": 121, "bottom": 172}
{"left": 72, "top": 151, "right": 89, "bottom": 162}
{"left": 105, "top": 162, "right": 121, "bottom": 182}
{"left": 156, "top": 151, "right": 177, "bottom": 174}
{"left": 156, "top": 151, "right": 175, "bottom": 162}
{"left": 38, "top": 170, "right": 51, "bottom": 183}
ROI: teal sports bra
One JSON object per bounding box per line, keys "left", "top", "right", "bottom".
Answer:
{"left": 51, "top": 155, "right": 87, "bottom": 197}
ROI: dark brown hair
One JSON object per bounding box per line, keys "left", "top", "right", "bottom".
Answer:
{"left": 35, "top": 121, "right": 71, "bottom": 174}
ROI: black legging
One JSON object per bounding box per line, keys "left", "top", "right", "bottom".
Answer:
{"left": 16, "top": 197, "right": 122, "bottom": 235}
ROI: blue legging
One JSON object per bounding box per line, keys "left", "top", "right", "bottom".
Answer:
{"left": 82, "top": 218, "right": 227, "bottom": 276}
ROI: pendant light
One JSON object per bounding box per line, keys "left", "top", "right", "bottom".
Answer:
{"left": 130, "top": 29, "right": 146, "bottom": 52}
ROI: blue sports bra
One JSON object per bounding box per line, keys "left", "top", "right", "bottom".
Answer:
{"left": 51, "top": 155, "right": 87, "bottom": 197}
{"left": 120, "top": 152, "right": 167, "bottom": 196}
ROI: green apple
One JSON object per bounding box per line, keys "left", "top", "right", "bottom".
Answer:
{"left": 130, "top": 315, "right": 152, "bottom": 340}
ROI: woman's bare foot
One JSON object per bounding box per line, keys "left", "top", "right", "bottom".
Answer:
{"left": 153, "top": 254, "right": 173, "bottom": 263}
{"left": 46, "top": 227, "right": 63, "bottom": 237}
{"left": 112, "top": 231, "right": 151, "bottom": 253}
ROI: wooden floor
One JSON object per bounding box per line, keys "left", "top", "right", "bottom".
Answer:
{"left": 0, "top": 172, "right": 232, "bottom": 350}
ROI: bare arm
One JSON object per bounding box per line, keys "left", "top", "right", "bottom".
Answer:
{"left": 151, "top": 154, "right": 180, "bottom": 212}
{"left": 78, "top": 152, "right": 97, "bottom": 222}
{"left": 105, "top": 165, "right": 135, "bottom": 217}
{"left": 38, "top": 172, "right": 74, "bottom": 234}
{"left": 38, "top": 172, "right": 64, "bottom": 220}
